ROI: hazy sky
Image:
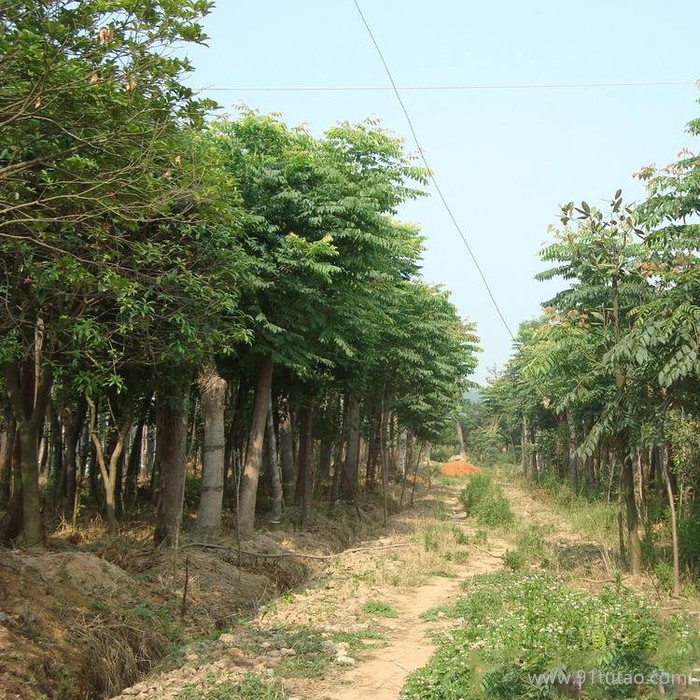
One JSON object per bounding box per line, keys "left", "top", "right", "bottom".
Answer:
{"left": 183, "top": 1, "right": 699, "bottom": 384}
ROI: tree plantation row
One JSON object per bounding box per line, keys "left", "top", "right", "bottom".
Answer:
{"left": 479, "top": 97, "right": 700, "bottom": 594}
{"left": 0, "top": 2, "right": 480, "bottom": 549}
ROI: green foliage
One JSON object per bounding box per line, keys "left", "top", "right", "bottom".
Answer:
{"left": 502, "top": 549, "right": 526, "bottom": 571}
{"left": 473, "top": 529, "right": 488, "bottom": 545}
{"left": 459, "top": 473, "right": 516, "bottom": 528}
{"left": 460, "top": 474, "right": 494, "bottom": 513}
{"left": 175, "top": 672, "right": 288, "bottom": 700}
{"left": 401, "top": 571, "right": 698, "bottom": 700}
{"left": 424, "top": 526, "right": 441, "bottom": 551}
{"left": 452, "top": 526, "right": 470, "bottom": 545}
{"left": 362, "top": 601, "right": 398, "bottom": 618}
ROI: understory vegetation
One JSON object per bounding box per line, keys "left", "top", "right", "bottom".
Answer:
{"left": 403, "top": 570, "right": 698, "bottom": 700}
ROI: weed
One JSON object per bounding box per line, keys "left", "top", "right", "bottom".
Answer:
{"left": 362, "top": 600, "right": 398, "bottom": 618}
{"left": 474, "top": 493, "right": 515, "bottom": 527}
{"left": 652, "top": 561, "right": 674, "bottom": 594}
{"left": 424, "top": 526, "right": 440, "bottom": 551}
{"left": 433, "top": 504, "right": 452, "bottom": 521}
{"left": 401, "top": 571, "right": 699, "bottom": 700}
{"left": 459, "top": 472, "right": 515, "bottom": 528}
{"left": 331, "top": 629, "right": 385, "bottom": 649}
{"left": 176, "top": 672, "right": 287, "bottom": 699}
{"left": 473, "top": 529, "right": 488, "bottom": 545}
{"left": 451, "top": 526, "right": 470, "bottom": 545}
{"left": 429, "top": 569, "right": 458, "bottom": 578}
{"left": 460, "top": 473, "right": 494, "bottom": 513}
{"left": 443, "top": 550, "right": 470, "bottom": 564}
{"left": 503, "top": 548, "right": 526, "bottom": 571}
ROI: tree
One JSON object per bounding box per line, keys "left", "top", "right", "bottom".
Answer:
{"left": 0, "top": 1, "right": 237, "bottom": 547}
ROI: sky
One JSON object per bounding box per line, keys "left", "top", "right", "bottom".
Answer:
{"left": 182, "top": 1, "right": 700, "bottom": 384}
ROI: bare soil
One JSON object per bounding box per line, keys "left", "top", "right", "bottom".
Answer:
{"left": 440, "top": 459, "right": 482, "bottom": 476}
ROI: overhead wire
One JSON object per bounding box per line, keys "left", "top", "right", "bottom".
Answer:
{"left": 351, "top": 0, "right": 516, "bottom": 340}
{"left": 198, "top": 79, "right": 697, "bottom": 93}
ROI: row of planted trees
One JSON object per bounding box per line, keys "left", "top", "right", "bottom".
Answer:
{"left": 483, "top": 96, "right": 700, "bottom": 592}
{"left": 0, "top": 2, "right": 479, "bottom": 549}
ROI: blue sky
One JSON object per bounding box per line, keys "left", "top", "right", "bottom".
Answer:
{"left": 183, "top": 1, "right": 699, "bottom": 383}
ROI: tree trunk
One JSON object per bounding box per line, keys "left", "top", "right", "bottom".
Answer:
{"left": 223, "top": 375, "right": 243, "bottom": 492}
{"left": 0, "top": 432, "right": 23, "bottom": 544}
{"left": 380, "top": 399, "right": 389, "bottom": 526}
{"left": 196, "top": 363, "right": 227, "bottom": 538}
{"left": 238, "top": 356, "right": 274, "bottom": 539}
{"left": 153, "top": 378, "right": 190, "bottom": 547}
{"left": 329, "top": 395, "right": 348, "bottom": 508}
{"left": 340, "top": 394, "right": 360, "bottom": 500}
{"left": 266, "top": 399, "right": 283, "bottom": 523}
{"left": 124, "top": 415, "right": 146, "bottom": 508}
{"left": 318, "top": 433, "right": 333, "bottom": 485}
{"left": 661, "top": 443, "right": 681, "bottom": 596}
{"left": 0, "top": 405, "right": 15, "bottom": 506}
{"left": 567, "top": 410, "right": 578, "bottom": 492}
{"left": 297, "top": 400, "right": 315, "bottom": 529}
{"left": 455, "top": 420, "right": 466, "bottom": 459}
{"left": 396, "top": 428, "right": 407, "bottom": 476}
{"left": 365, "top": 405, "right": 380, "bottom": 492}
{"left": 4, "top": 356, "right": 52, "bottom": 549}
{"left": 621, "top": 452, "right": 642, "bottom": 575}
{"left": 278, "top": 397, "right": 296, "bottom": 504}
{"left": 86, "top": 396, "right": 130, "bottom": 535}
{"left": 61, "top": 401, "right": 85, "bottom": 520}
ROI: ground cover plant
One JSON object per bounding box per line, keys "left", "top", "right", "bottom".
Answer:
{"left": 402, "top": 571, "right": 698, "bottom": 699}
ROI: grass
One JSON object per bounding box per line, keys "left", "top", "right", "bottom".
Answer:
{"left": 362, "top": 600, "right": 398, "bottom": 618}
{"left": 451, "top": 526, "right": 470, "bottom": 545}
{"left": 402, "top": 570, "right": 699, "bottom": 700}
{"left": 176, "top": 672, "right": 287, "bottom": 699}
{"left": 459, "top": 472, "right": 516, "bottom": 528}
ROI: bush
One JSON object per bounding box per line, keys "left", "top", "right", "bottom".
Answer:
{"left": 460, "top": 473, "right": 494, "bottom": 513}
{"left": 459, "top": 473, "right": 515, "bottom": 528}
{"left": 401, "top": 571, "right": 699, "bottom": 700}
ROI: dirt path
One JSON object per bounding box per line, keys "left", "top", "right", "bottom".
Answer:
{"left": 108, "top": 480, "right": 550, "bottom": 700}
{"left": 319, "top": 491, "right": 509, "bottom": 700}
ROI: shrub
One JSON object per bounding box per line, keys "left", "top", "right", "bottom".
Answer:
{"left": 401, "top": 571, "right": 698, "bottom": 700}
{"left": 459, "top": 473, "right": 515, "bottom": 528}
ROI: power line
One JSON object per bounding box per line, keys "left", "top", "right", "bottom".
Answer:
{"left": 351, "top": 0, "right": 516, "bottom": 341}
{"left": 197, "top": 79, "right": 697, "bottom": 93}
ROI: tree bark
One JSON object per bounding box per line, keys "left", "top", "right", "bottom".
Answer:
{"left": 621, "top": 451, "right": 642, "bottom": 575}
{"left": 278, "top": 396, "right": 296, "bottom": 504}
{"left": 238, "top": 356, "right": 274, "bottom": 539}
{"left": 455, "top": 420, "right": 466, "bottom": 459}
{"left": 4, "top": 355, "right": 52, "bottom": 549}
{"left": 86, "top": 395, "right": 130, "bottom": 535}
{"left": 661, "top": 443, "right": 681, "bottom": 596}
{"left": 61, "top": 401, "right": 85, "bottom": 520}
{"left": 396, "top": 428, "right": 407, "bottom": 476}
{"left": 153, "top": 378, "right": 190, "bottom": 548}
{"left": 297, "top": 400, "right": 315, "bottom": 529}
{"left": 195, "top": 363, "right": 227, "bottom": 538}
{"left": 340, "top": 394, "right": 360, "bottom": 500}
{"left": 266, "top": 399, "right": 283, "bottom": 523}
{"left": 0, "top": 404, "right": 15, "bottom": 506}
